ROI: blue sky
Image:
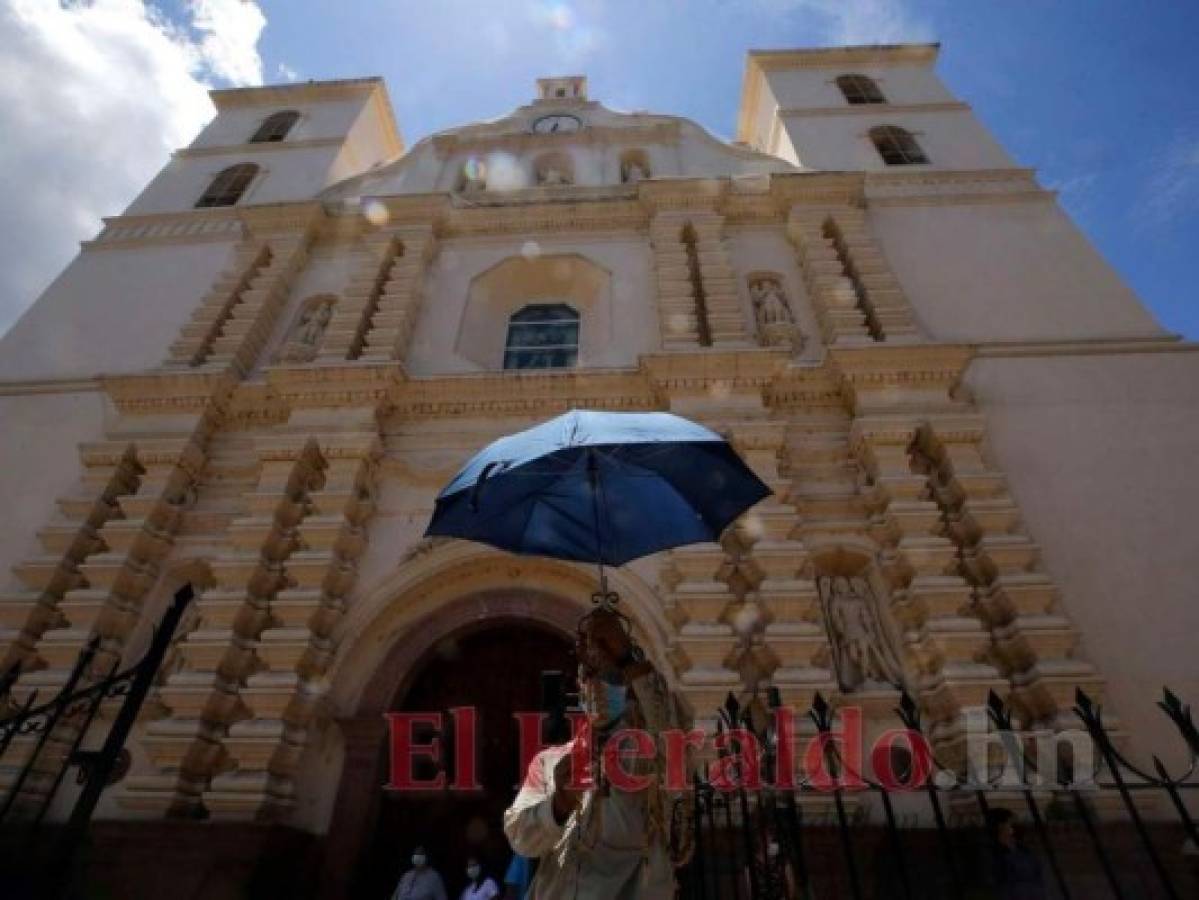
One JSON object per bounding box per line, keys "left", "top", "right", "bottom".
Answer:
{"left": 2, "top": 1, "right": 1197, "bottom": 337}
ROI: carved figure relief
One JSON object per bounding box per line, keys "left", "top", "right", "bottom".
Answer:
{"left": 817, "top": 574, "right": 905, "bottom": 692}
{"left": 538, "top": 164, "right": 571, "bottom": 186}
{"left": 622, "top": 159, "right": 649, "bottom": 183}
{"left": 748, "top": 273, "right": 804, "bottom": 352}
{"left": 276, "top": 295, "right": 335, "bottom": 363}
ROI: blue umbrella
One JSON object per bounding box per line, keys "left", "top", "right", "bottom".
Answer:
{"left": 425, "top": 410, "right": 771, "bottom": 592}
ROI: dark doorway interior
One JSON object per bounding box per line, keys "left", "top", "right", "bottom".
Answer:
{"left": 352, "top": 621, "right": 575, "bottom": 898}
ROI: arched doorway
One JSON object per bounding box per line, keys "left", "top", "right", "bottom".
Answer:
{"left": 350, "top": 620, "right": 575, "bottom": 897}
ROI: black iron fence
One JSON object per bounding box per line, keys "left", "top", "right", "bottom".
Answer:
{"left": 0, "top": 584, "right": 192, "bottom": 897}
{"left": 680, "top": 686, "right": 1199, "bottom": 900}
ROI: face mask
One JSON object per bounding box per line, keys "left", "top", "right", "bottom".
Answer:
{"left": 466, "top": 865, "right": 481, "bottom": 880}
{"left": 412, "top": 854, "right": 426, "bottom": 868}
{"left": 584, "top": 677, "right": 627, "bottom": 728}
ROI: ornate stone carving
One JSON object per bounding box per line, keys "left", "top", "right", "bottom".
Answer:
{"left": 538, "top": 165, "right": 570, "bottom": 186}
{"left": 622, "top": 159, "right": 649, "bottom": 184}
{"left": 817, "top": 574, "right": 904, "bottom": 692}
{"left": 748, "top": 273, "right": 803, "bottom": 351}
{"left": 276, "top": 296, "right": 335, "bottom": 363}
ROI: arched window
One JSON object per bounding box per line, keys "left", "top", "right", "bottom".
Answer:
{"left": 250, "top": 110, "right": 300, "bottom": 143}
{"left": 869, "top": 126, "right": 928, "bottom": 166}
{"left": 503, "top": 304, "right": 579, "bottom": 369}
{"left": 836, "top": 74, "right": 885, "bottom": 105}
{"left": 195, "top": 163, "right": 259, "bottom": 208}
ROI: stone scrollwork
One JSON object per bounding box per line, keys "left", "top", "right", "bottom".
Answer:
{"left": 276, "top": 295, "right": 336, "bottom": 363}
{"left": 817, "top": 573, "right": 905, "bottom": 692}
{"left": 748, "top": 273, "right": 803, "bottom": 352}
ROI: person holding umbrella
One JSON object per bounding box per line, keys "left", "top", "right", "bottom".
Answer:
{"left": 502, "top": 603, "right": 692, "bottom": 899}
{"left": 426, "top": 409, "right": 771, "bottom": 898}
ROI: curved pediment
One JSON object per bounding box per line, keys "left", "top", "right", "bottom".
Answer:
{"left": 322, "top": 99, "right": 803, "bottom": 202}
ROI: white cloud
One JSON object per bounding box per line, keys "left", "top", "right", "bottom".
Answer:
{"left": 276, "top": 61, "right": 299, "bottom": 82}
{"left": 1138, "top": 135, "right": 1199, "bottom": 230}
{"left": 187, "top": 0, "right": 266, "bottom": 86}
{"left": 0, "top": 0, "right": 266, "bottom": 336}
{"left": 755, "top": 0, "right": 932, "bottom": 45}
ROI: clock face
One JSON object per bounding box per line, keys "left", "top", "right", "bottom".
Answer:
{"left": 532, "top": 114, "right": 582, "bottom": 135}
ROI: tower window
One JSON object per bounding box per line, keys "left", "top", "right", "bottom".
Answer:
{"left": 250, "top": 110, "right": 300, "bottom": 143}
{"left": 195, "top": 163, "right": 259, "bottom": 208}
{"left": 869, "top": 126, "right": 928, "bottom": 166}
{"left": 503, "top": 304, "right": 579, "bottom": 370}
{"left": 836, "top": 74, "right": 886, "bottom": 105}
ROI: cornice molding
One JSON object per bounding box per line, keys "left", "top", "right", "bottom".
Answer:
{"left": 101, "top": 370, "right": 234, "bottom": 415}
{"left": 0, "top": 377, "right": 103, "bottom": 396}
{"left": 779, "top": 101, "right": 969, "bottom": 119}
{"left": 390, "top": 367, "right": 659, "bottom": 418}
{"left": 210, "top": 78, "right": 385, "bottom": 110}
{"left": 175, "top": 137, "right": 345, "bottom": 158}
{"left": 864, "top": 168, "right": 1053, "bottom": 207}
{"left": 431, "top": 121, "right": 682, "bottom": 156}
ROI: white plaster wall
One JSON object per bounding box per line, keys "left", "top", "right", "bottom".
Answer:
{"left": 0, "top": 389, "right": 112, "bottom": 579}
{"left": 780, "top": 109, "right": 1013, "bottom": 171}
{"left": 192, "top": 98, "right": 366, "bottom": 150}
{"left": 869, "top": 202, "right": 1165, "bottom": 341}
{"left": 967, "top": 351, "right": 1199, "bottom": 757}
{"left": 407, "top": 236, "right": 657, "bottom": 374}
{"left": 726, "top": 226, "right": 822, "bottom": 361}
{"left": 0, "top": 241, "right": 237, "bottom": 381}
{"left": 127, "top": 146, "right": 344, "bottom": 214}
{"left": 764, "top": 64, "right": 956, "bottom": 110}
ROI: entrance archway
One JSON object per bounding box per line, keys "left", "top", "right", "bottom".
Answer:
{"left": 352, "top": 620, "right": 574, "bottom": 897}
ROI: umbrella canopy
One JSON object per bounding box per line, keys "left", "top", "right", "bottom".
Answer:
{"left": 425, "top": 410, "right": 771, "bottom": 568}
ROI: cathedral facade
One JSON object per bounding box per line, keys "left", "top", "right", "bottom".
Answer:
{"left": 1, "top": 43, "right": 1197, "bottom": 893}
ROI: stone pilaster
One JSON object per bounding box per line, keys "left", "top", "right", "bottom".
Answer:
{"left": 165, "top": 242, "right": 271, "bottom": 367}
{"left": 357, "top": 225, "right": 437, "bottom": 361}
{"left": 29, "top": 438, "right": 203, "bottom": 684}
{"left": 787, "top": 206, "right": 920, "bottom": 345}
{"left": 123, "top": 441, "right": 324, "bottom": 817}
{"left": 649, "top": 211, "right": 752, "bottom": 350}
{"left": 315, "top": 234, "right": 402, "bottom": 360}
{"left": 852, "top": 418, "right": 1005, "bottom": 751}
{"left": 211, "top": 434, "right": 379, "bottom": 820}
{"left": 0, "top": 448, "right": 139, "bottom": 671}
{"left": 914, "top": 424, "right": 1104, "bottom": 731}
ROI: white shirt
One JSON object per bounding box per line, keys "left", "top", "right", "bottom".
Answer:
{"left": 460, "top": 877, "right": 499, "bottom": 900}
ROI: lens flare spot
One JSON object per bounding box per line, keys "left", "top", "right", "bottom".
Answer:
{"left": 362, "top": 199, "right": 389, "bottom": 226}
{"left": 521, "top": 240, "right": 542, "bottom": 260}
{"left": 463, "top": 157, "right": 486, "bottom": 183}
{"left": 485, "top": 152, "right": 526, "bottom": 191}
{"left": 708, "top": 380, "right": 732, "bottom": 401}
{"left": 667, "top": 313, "right": 691, "bottom": 334}
{"left": 732, "top": 603, "right": 762, "bottom": 636}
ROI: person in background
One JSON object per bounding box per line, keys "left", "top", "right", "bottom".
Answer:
{"left": 460, "top": 856, "right": 500, "bottom": 900}
{"left": 502, "top": 853, "right": 533, "bottom": 899}
{"left": 986, "top": 809, "right": 1046, "bottom": 900}
{"left": 393, "top": 845, "right": 448, "bottom": 900}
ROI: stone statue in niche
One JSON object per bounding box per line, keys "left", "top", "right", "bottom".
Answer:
{"left": 538, "top": 163, "right": 571, "bottom": 186}
{"left": 748, "top": 274, "right": 804, "bottom": 352}
{"left": 622, "top": 159, "right": 649, "bottom": 183}
{"left": 276, "top": 297, "right": 334, "bottom": 363}
{"left": 817, "top": 574, "right": 905, "bottom": 692}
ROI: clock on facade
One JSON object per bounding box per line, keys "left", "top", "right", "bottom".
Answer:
{"left": 531, "top": 114, "right": 582, "bottom": 134}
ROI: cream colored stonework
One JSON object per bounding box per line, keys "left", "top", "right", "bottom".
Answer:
{"left": 1, "top": 45, "right": 1197, "bottom": 831}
